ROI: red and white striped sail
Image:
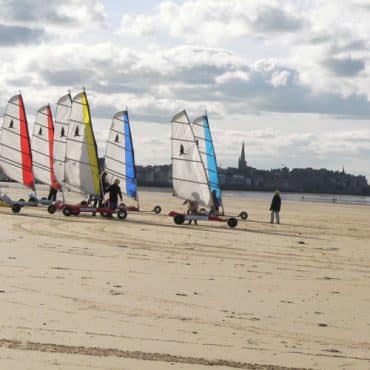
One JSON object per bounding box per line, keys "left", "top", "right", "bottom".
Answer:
{"left": 0, "top": 94, "right": 34, "bottom": 188}
{"left": 31, "top": 105, "right": 60, "bottom": 188}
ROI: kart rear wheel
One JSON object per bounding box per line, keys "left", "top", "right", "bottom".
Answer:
{"left": 174, "top": 214, "right": 185, "bottom": 225}
{"left": 12, "top": 204, "right": 21, "bottom": 213}
{"left": 117, "top": 208, "right": 127, "bottom": 220}
{"left": 48, "top": 204, "right": 57, "bottom": 214}
{"left": 240, "top": 211, "right": 248, "bottom": 220}
{"left": 63, "top": 207, "right": 72, "bottom": 216}
{"left": 227, "top": 217, "right": 238, "bottom": 228}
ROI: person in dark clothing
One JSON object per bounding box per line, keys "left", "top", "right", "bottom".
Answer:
{"left": 108, "top": 179, "right": 122, "bottom": 210}
{"left": 270, "top": 190, "right": 281, "bottom": 224}
{"left": 210, "top": 189, "right": 221, "bottom": 215}
{"left": 101, "top": 171, "right": 109, "bottom": 194}
{"left": 48, "top": 186, "right": 58, "bottom": 201}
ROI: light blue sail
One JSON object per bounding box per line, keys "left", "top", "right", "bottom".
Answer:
{"left": 192, "top": 114, "right": 222, "bottom": 209}
{"left": 123, "top": 111, "right": 137, "bottom": 199}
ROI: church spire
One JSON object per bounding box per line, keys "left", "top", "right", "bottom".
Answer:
{"left": 238, "top": 141, "right": 247, "bottom": 172}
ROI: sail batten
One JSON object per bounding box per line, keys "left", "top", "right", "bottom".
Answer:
{"left": 0, "top": 94, "right": 34, "bottom": 188}
{"left": 64, "top": 91, "right": 101, "bottom": 197}
{"left": 171, "top": 110, "right": 212, "bottom": 208}
{"left": 104, "top": 110, "right": 138, "bottom": 201}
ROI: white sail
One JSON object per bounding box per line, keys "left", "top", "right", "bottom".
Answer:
{"left": 53, "top": 93, "right": 72, "bottom": 185}
{"left": 171, "top": 110, "right": 212, "bottom": 208}
{"left": 104, "top": 111, "right": 138, "bottom": 200}
{"left": 31, "top": 105, "right": 59, "bottom": 188}
{"left": 64, "top": 91, "right": 102, "bottom": 197}
{"left": 0, "top": 94, "right": 34, "bottom": 188}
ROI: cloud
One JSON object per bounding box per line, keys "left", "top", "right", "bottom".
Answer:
{"left": 0, "top": 0, "right": 106, "bottom": 31}
{"left": 252, "top": 7, "right": 304, "bottom": 33}
{"left": 0, "top": 24, "right": 45, "bottom": 45}
{"left": 323, "top": 56, "right": 365, "bottom": 77}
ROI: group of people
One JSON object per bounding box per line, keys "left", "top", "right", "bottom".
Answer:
{"left": 182, "top": 190, "right": 282, "bottom": 225}
{"left": 47, "top": 171, "right": 124, "bottom": 212}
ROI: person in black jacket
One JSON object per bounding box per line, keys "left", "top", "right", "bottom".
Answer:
{"left": 270, "top": 190, "right": 281, "bottom": 224}
{"left": 108, "top": 179, "right": 123, "bottom": 210}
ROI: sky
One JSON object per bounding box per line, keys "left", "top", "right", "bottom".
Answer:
{"left": 0, "top": 0, "right": 370, "bottom": 179}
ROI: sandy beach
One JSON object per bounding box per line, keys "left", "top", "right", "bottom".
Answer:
{"left": 0, "top": 186, "right": 369, "bottom": 370}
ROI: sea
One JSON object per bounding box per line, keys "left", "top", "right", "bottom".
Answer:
{"left": 139, "top": 187, "right": 370, "bottom": 206}
{"left": 1, "top": 182, "right": 370, "bottom": 206}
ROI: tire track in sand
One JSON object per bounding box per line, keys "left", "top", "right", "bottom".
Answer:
{"left": 0, "top": 338, "right": 309, "bottom": 370}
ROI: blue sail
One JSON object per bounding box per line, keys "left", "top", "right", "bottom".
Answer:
{"left": 202, "top": 116, "right": 221, "bottom": 204}
{"left": 123, "top": 111, "right": 137, "bottom": 199}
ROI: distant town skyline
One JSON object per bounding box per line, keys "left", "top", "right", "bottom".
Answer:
{"left": 0, "top": 1, "right": 370, "bottom": 180}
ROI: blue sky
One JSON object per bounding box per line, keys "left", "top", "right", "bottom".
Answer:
{"left": 0, "top": 0, "right": 370, "bottom": 179}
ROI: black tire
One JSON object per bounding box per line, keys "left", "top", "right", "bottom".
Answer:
{"left": 18, "top": 198, "right": 25, "bottom": 203}
{"left": 12, "top": 204, "right": 21, "bottom": 213}
{"left": 48, "top": 204, "right": 57, "bottom": 214}
{"left": 227, "top": 217, "right": 238, "bottom": 228}
{"left": 80, "top": 200, "right": 88, "bottom": 206}
{"left": 153, "top": 205, "right": 161, "bottom": 214}
{"left": 63, "top": 207, "right": 72, "bottom": 216}
{"left": 119, "top": 203, "right": 126, "bottom": 209}
{"left": 240, "top": 211, "right": 248, "bottom": 220}
{"left": 174, "top": 214, "right": 185, "bottom": 225}
{"left": 117, "top": 208, "right": 127, "bottom": 220}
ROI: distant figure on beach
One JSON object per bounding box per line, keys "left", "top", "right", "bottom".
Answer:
{"left": 47, "top": 186, "right": 58, "bottom": 201}
{"left": 270, "top": 190, "right": 281, "bottom": 224}
{"left": 183, "top": 199, "right": 199, "bottom": 225}
{"left": 108, "top": 179, "right": 122, "bottom": 210}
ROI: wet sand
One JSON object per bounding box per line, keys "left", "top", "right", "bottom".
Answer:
{"left": 0, "top": 185, "right": 369, "bottom": 369}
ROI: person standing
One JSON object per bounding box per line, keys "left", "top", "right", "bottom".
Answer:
{"left": 270, "top": 190, "right": 281, "bottom": 224}
{"left": 47, "top": 186, "right": 58, "bottom": 201}
{"left": 108, "top": 179, "right": 123, "bottom": 210}
{"left": 183, "top": 199, "right": 199, "bottom": 225}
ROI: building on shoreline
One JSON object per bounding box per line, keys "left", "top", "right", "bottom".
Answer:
{"left": 1, "top": 150, "right": 369, "bottom": 195}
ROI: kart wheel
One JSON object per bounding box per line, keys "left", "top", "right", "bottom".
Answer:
{"left": 119, "top": 203, "right": 126, "bottom": 209}
{"left": 18, "top": 198, "right": 25, "bottom": 203}
{"left": 227, "top": 217, "right": 238, "bottom": 228}
{"left": 48, "top": 204, "right": 57, "bottom": 214}
{"left": 63, "top": 207, "right": 72, "bottom": 216}
{"left": 12, "top": 204, "right": 21, "bottom": 213}
{"left": 117, "top": 208, "right": 127, "bottom": 220}
{"left": 153, "top": 205, "right": 162, "bottom": 214}
{"left": 240, "top": 211, "right": 248, "bottom": 220}
{"left": 198, "top": 208, "right": 207, "bottom": 215}
{"left": 174, "top": 214, "right": 185, "bottom": 225}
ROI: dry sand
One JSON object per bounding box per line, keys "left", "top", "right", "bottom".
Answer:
{"left": 0, "top": 185, "right": 369, "bottom": 370}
